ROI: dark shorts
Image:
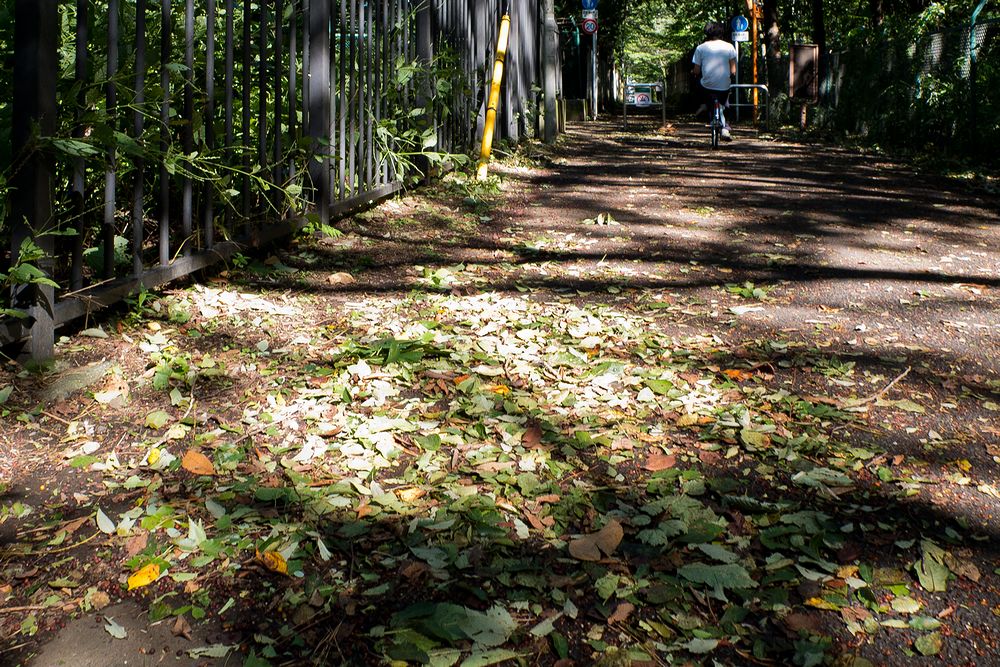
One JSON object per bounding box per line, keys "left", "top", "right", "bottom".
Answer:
{"left": 700, "top": 84, "right": 730, "bottom": 109}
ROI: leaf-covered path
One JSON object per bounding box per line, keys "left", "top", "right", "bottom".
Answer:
{"left": 2, "top": 118, "right": 1000, "bottom": 666}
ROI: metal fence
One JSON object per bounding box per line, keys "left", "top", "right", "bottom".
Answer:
{"left": 2, "top": 0, "right": 546, "bottom": 359}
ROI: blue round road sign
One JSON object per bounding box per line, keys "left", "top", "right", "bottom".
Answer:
{"left": 731, "top": 15, "right": 749, "bottom": 32}
{"left": 582, "top": 0, "right": 598, "bottom": 9}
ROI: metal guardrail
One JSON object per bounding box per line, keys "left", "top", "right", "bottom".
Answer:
{"left": 3, "top": 0, "right": 546, "bottom": 359}
{"left": 728, "top": 83, "right": 770, "bottom": 128}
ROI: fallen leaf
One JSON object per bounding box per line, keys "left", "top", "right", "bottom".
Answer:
{"left": 125, "top": 532, "right": 149, "bottom": 558}
{"left": 569, "top": 519, "right": 623, "bottom": 561}
{"left": 256, "top": 549, "right": 289, "bottom": 575}
{"left": 607, "top": 602, "right": 635, "bottom": 624}
{"left": 127, "top": 563, "right": 161, "bottom": 591}
{"left": 181, "top": 449, "right": 216, "bottom": 476}
{"left": 172, "top": 615, "right": 193, "bottom": 640}
{"left": 914, "top": 632, "right": 943, "bottom": 656}
{"left": 327, "top": 272, "right": 356, "bottom": 285}
{"left": 104, "top": 617, "right": 128, "bottom": 639}
{"left": 643, "top": 454, "right": 676, "bottom": 472}
{"left": 397, "top": 487, "right": 426, "bottom": 503}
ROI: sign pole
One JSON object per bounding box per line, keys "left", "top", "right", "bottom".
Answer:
{"left": 734, "top": 41, "right": 740, "bottom": 123}
{"left": 591, "top": 32, "right": 598, "bottom": 120}
{"left": 752, "top": 6, "right": 759, "bottom": 122}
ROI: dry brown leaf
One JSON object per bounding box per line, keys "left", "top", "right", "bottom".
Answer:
{"left": 643, "top": 454, "right": 677, "bottom": 472}
{"left": 124, "top": 532, "right": 148, "bottom": 558}
{"left": 64, "top": 516, "right": 89, "bottom": 535}
{"left": 536, "top": 494, "right": 561, "bottom": 504}
{"left": 607, "top": 601, "right": 636, "bottom": 624}
{"left": 567, "top": 537, "right": 602, "bottom": 562}
{"left": 356, "top": 498, "right": 374, "bottom": 519}
{"left": 171, "top": 615, "right": 192, "bottom": 640}
{"left": 181, "top": 449, "right": 216, "bottom": 476}
{"left": 90, "top": 590, "right": 111, "bottom": 611}
{"left": 523, "top": 510, "right": 545, "bottom": 531}
{"left": 522, "top": 425, "right": 543, "bottom": 448}
{"left": 569, "top": 519, "right": 624, "bottom": 561}
{"left": 593, "top": 519, "right": 624, "bottom": 556}
{"left": 327, "top": 272, "right": 356, "bottom": 285}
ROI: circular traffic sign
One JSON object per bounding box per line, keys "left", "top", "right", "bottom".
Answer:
{"left": 731, "top": 15, "right": 749, "bottom": 32}
{"left": 582, "top": 0, "right": 598, "bottom": 9}
{"left": 582, "top": 17, "right": 598, "bottom": 34}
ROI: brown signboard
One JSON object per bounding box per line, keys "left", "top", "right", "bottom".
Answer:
{"left": 789, "top": 44, "right": 819, "bottom": 102}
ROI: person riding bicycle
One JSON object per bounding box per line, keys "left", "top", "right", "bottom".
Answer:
{"left": 692, "top": 22, "right": 737, "bottom": 141}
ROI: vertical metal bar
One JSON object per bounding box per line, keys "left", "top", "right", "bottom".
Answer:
{"left": 159, "top": 0, "right": 171, "bottom": 266}
{"left": 258, "top": 4, "right": 268, "bottom": 176}
{"left": 104, "top": 0, "right": 120, "bottom": 278}
{"left": 348, "top": 0, "right": 358, "bottom": 195}
{"left": 329, "top": 0, "right": 338, "bottom": 202}
{"left": 224, "top": 0, "right": 235, "bottom": 235}
{"left": 379, "top": 0, "right": 388, "bottom": 184}
{"left": 302, "top": 0, "right": 311, "bottom": 130}
{"left": 338, "top": 0, "right": 348, "bottom": 199}
{"left": 288, "top": 0, "right": 298, "bottom": 183}
{"left": 242, "top": 0, "right": 252, "bottom": 222}
{"left": 11, "top": 0, "right": 59, "bottom": 360}
{"left": 204, "top": 0, "right": 216, "bottom": 249}
{"left": 274, "top": 0, "right": 284, "bottom": 190}
{"left": 183, "top": 0, "right": 194, "bottom": 251}
{"left": 71, "top": 0, "right": 89, "bottom": 290}
{"left": 364, "top": 1, "right": 373, "bottom": 190}
{"left": 133, "top": 0, "right": 147, "bottom": 277}
{"left": 308, "top": 0, "right": 331, "bottom": 224}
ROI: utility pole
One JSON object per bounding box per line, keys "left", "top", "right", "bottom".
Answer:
{"left": 543, "top": 0, "right": 559, "bottom": 143}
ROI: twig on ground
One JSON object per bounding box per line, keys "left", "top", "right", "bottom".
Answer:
{"left": 855, "top": 366, "right": 911, "bottom": 405}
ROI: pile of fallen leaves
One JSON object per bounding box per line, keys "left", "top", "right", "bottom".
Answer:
{"left": 2, "top": 156, "right": 1000, "bottom": 666}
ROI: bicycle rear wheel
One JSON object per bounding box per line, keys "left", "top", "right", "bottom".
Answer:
{"left": 711, "top": 122, "right": 720, "bottom": 149}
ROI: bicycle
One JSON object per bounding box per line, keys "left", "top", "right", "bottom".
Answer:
{"left": 709, "top": 99, "right": 725, "bottom": 149}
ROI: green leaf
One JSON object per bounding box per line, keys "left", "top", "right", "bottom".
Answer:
{"left": 0, "top": 386, "right": 12, "bottom": 404}
{"left": 463, "top": 606, "right": 517, "bottom": 649}
{"left": 740, "top": 428, "right": 769, "bottom": 448}
{"left": 914, "top": 632, "right": 943, "bottom": 656}
{"left": 145, "top": 410, "right": 171, "bottom": 429}
{"left": 684, "top": 637, "right": 719, "bottom": 654}
{"left": 594, "top": 573, "right": 621, "bottom": 601}
{"left": 678, "top": 562, "right": 757, "bottom": 590}
{"left": 891, "top": 596, "right": 921, "bottom": 614}
{"left": 894, "top": 399, "right": 925, "bottom": 413}
{"left": 459, "top": 649, "right": 520, "bottom": 667}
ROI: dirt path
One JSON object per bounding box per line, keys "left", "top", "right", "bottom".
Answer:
{"left": 2, "top": 118, "right": 999, "bottom": 666}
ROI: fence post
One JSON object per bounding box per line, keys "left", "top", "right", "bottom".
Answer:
{"left": 543, "top": 0, "right": 558, "bottom": 143}
{"left": 307, "top": 0, "right": 331, "bottom": 225}
{"left": 415, "top": 1, "right": 433, "bottom": 180}
{"left": 11, "top": 0, "right": 59, "bottom": 361}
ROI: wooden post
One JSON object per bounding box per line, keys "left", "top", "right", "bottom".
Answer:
{"left": 11, "top": 0, "right": 59, "bottom": 361}
{"left": 543, "top": 0, "right": 558, "bottom": 143}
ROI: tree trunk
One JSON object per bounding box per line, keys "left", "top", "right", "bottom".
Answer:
{"left": 812, "top": 0, "right": 827, "bottom": 100}
{"left": 869, "top": 0, "right": 884, "bottom": 29}
{"left": 762, "top": 0, "right": 782, "bottom": 95}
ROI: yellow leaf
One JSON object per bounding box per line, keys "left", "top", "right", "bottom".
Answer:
{"left": 256, "top": 549, "right": 288, "bottom": 575}
{"left": 490, "top": 384, "right": 511, "bottom": 396}
{"left": 146, "top": 447, "right": 161, "bottom": 466}
{"left": 676, "top": 414, "right": 699, "bottom": 427}
{"left": 181, "top": 449, "right": 216, "bottom": 476}
{"left": 805, "top": 597, "right": 840, "bottom": 611}
{"left": 127, "top": 563, "right": 161, "bottom": 591}
{"left": 956, "top": 459, "right": 972, "bottom": 472}
{"left": 397, "top": 487, "right": 427, "bottom": 503}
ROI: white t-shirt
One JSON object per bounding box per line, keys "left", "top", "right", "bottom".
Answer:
{"left": 692, "top": 39, "right": 737, "bottom": 91}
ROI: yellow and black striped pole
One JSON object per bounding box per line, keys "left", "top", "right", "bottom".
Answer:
{"left": 476, "top": 12, "right": 512, "bottom": 181}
